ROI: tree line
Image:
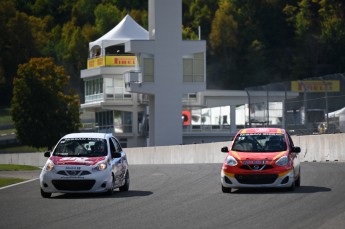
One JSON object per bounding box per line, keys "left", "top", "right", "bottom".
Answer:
{"left": 1, "top": 0, "right": 345, "bottom": 104}
{"left": 1, "top": 0, "right": 345, "bottom": 148}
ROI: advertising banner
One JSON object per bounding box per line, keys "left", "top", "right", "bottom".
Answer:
{"left": 291, "top": 80, "right": 340, "bottom": 92}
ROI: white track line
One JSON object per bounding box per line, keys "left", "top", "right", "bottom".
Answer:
{"left": 0, "top": 178, "right": 39, "bottom": 190}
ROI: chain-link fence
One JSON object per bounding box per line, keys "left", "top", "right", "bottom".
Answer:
{"left": 245, "top": 73, "right": 345, "bottom": 135}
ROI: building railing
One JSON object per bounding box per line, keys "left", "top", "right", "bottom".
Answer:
{"left": 81, "top": 124, "right": 134, "bottom": 134}
{"left": 183, "top": 124, "right": 241, "bottom": 132}
{"left": 82, "top": 123, "right": 241, "bottom": 135}
{"left": 85, "top": 93, "right": 103, "bottom": 103}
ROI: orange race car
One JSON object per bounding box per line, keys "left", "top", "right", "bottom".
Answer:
{"left": 221, "top": 128, "right": 301, "bottom": 193}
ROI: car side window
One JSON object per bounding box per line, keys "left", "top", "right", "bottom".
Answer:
{"left": 286, "top": 133, "right": 295, "bottom": 149}
{"left": 111, "top": 137, "right": 122, "bottom": 153}
{"left": 109, "top": 138, "right": 116, "bottom": 153}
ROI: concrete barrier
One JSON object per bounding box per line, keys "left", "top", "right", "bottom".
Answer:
{"left": 0, "top": 152, "right": 47, "bottom": 167}
{"left": 124, "top": 141, "right": 230, "bottom": 164}
{"left": 291, "top": 134, "right": 345, "bottom": 162}
{"left": 0, "top": 134, "right": 344, "bottom": 166}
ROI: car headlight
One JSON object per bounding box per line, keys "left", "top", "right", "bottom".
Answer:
{"left": 95, "top": 163, "right": 107, "bottom": 171}
{"left": 45, "top": 161, "right": 55, "bottom": 171}
{"left": 276, "top": 156, "right": 288, "bottom": 166}
{"left": 225, "top": 155, "right": 238, "bottom": 166}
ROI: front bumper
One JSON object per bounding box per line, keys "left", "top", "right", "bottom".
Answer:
{"left": 40, "top": 165, "right": 112, "bottom": 194}
{"left": 221, "top": 169, "right": 294, "bottom": 189}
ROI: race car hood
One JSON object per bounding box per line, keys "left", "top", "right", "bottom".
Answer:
{"left": 50, "top": 156, "right": 107, "bottom": 166}
{"left": 230, "top": 151, "right": 287, "bottom": 162}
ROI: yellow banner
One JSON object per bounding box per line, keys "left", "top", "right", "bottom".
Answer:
{"left": 87, "top": 56, "right": 105, "bottom": 69}
{"left": 291, "top": 80, "right": 340, "bottom": 92}
{"left": 87, "top": 56, "right": 136, "bottom": 69}
{"left": 107, "top": 56, "right": 136, "bottom": 66}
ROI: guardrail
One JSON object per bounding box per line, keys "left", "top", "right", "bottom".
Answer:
{"left": 0, "top": 133, "right": 344, "bottom": 166}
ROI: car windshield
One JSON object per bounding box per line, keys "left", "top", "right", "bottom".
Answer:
{"left": 231, "top": 133, "right": 287, "bottom": 152}
{"left": 53, "top": 138, "right": 108, "bottom": 157}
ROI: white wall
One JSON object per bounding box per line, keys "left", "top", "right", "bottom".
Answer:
{"left": 1, "top": 133, "right": 345, "bottom": 166}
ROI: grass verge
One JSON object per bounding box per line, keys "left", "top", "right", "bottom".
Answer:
{"left": 0, "top": 164, "right": 40, "bottom": 171}
{"left": 0, "top": 129, "right": 15, "bottom": 135}
{"left": 0, "top": 164, "right": 40, "bottom": 188}
{"left": 0, "top": 106, "right": 12, "bottom": 124}
{"left": 0, "top": 146, "right": 47, "bottom": 153}
{"left": 0, "top": 178, "right": 26, "bottom": 188}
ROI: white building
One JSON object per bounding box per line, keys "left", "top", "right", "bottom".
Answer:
{"left": 80, "top": 14, "right": 149, "bottom": 147}
{"left": 80, "top": 0, "right": 298, "bottom": 147}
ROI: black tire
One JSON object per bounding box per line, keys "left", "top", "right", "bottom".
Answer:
{"left": 287, "top": 177, "right": 296, "bottom": 191}
{"left": 40, "top": 188, "right": 52, "bottom": 198}
{"left": 222, "top": 185, "right": 232, "bottom": 193}
{"left": 295, "top": 174, "right": 301, "bottom": 187}
{"left": 119, "top": 170, "right": 129, "bottom": 192}
{"left": 107, "top": 174, "right": 115, "bottom": 195}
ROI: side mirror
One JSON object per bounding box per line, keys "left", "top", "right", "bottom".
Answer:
{"left": 112, "top": 152, "right": 122, "bottom": 158}
{"left": 44, "top": 151, "right": 51, "bottom": 157}
{"left": 292, "top": 146, "right": 301, "bottom": 153}
{"left": 221, "top": 146, "right": 229, "bottom": 153}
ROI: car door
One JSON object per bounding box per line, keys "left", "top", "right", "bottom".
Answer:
{"left": 287, "top": 133, "right": 300, "bottom": 177}
{"left": 109, "top": 137, "right": 125, "bottom": 183}
{"left": 113, "top": 137, "right": 127, "bottom": 165}
{"left": 108, "top": 138, "right": 123, "bottom": 182}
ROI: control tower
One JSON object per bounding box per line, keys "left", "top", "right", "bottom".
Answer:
{"left": 125, "top": 0, "right": 206, "bottom": 146}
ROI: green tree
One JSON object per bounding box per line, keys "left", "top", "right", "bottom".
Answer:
{"left": 209, "top": 0, "right": 263, "bottom": 89}
{"left": 0, "top": 2, "right": 52, "bottom": 106}
{"left": 182, "top": 25, "right": 199, "bottom": 40}
{"left": 94, "top": 3, "right": 122, "bottom": 35}
{"left": 184, "top": 0, "right": 216, "bottom": 40}
{"left": 0, "top": 0, "right": 16, "bottom": 104}
{"left": 128, "top": 9, "right": 148, "bottom": 29}
{"left": 318, "top": 0, "right": 345, "bottom": 74}
{"left": 209, "top": 0, "right": 238, "bottom": 60}
{"left": 3, "top": 11, "right": 36, "bottom": 105}
{"left": 72, "top": 0, "right": 99, "bottom": 27}
{"left": 284, "top": 0, "right": 322, "bottom": 78}
{"left": 10, "top": 58, "right": 80, "bottom": 149}
{"left": 57, "top": 21, "right": 89, "bottom": 94}
{"left": 30, "top": 0, "right": 73, "bottom": 25}
{"left": 208, "top": 0, "right": 297, "bottom": 89}
{"left": 114, "top": 0, "right": 146, "bottom": 10}
{"left": 284, "top": 0, "right": 345, "bottom": 78}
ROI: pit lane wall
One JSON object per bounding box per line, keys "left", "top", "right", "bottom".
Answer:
{"left": 0, "top": 134, "right": 345, "bottom": 166}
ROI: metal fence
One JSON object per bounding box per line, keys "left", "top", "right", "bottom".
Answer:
{"left": 245, "top": 73, "right": 345, "bottom": 135}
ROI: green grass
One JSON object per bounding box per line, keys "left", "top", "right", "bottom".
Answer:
{"left": 0, "top": 178, "right": 26, "bottom": 188}
{"left": 0, "top": 164, "right": 40, "bottom": 188}
{"left": 0, "top": 164, "right": 40, "bottom": 171}
{"left": 0, "top": 129, "right": 15, "bottom": 135}
{"left": 0, "top": 106, "right": 12, "bottom": 124}
{"left": 0, "top": 145, "right": 47, "bottom": 152}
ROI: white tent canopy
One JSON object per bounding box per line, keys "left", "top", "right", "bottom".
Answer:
{"left": 328, "top": 107, "right": 345, "bottom": 118}
{"left": 89, "top": 14, "right": 148, "bottom": 55}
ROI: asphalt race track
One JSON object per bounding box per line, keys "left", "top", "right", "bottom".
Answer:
{"left": 1, "top": 162, "right": 345, "bottom": 229}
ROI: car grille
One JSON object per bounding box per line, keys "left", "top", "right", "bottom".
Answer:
{"left": 57, "top": 170, "right": 91, "bottom": 176}
{"left": 235, "top": 174, "right": 278, "bottom": 184}
{"left": 52, "top": 180, "right": 96, "bottom": 191}
{"left": 239, "top": 165, "right": 274, "bottom": 171}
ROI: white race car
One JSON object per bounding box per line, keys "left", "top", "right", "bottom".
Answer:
{"left": 40, "top": 133, "right": 129, "bottom": 198}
